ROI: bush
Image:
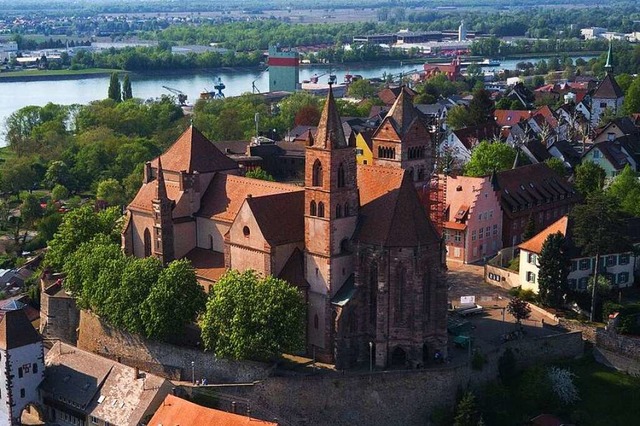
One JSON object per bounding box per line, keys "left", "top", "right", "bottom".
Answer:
{"left": 498, "top": 348, "right": 517, "bottom": 384}
{"left": 507, "top": 257, "right": 520, "bottom": 271}
{"left": 602, "top": 301, "right": 623, "bottom": 320}
{"left": 508, "top": 286, "right": 537, "bottom": 302}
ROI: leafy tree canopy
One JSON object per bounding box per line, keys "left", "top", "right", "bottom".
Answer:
{"left": 464, "top": 141, "right": 517, "bottom": 177}
{"left": 538, "top": 232, "right": 569, "bottom": 308}
{"left": 574, "top": 161, "right": 605, "bottom": 198}
{"left": 201, "top": 269, "right": 305, "bottom": 361}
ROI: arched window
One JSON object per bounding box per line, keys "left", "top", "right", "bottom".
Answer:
{"left": 310, "top": 200, "right": 317, "bottom": 216}
{"left": 209, "top": 235, "right": 214, "bottom": 250}
{"left": 314, "top": 314, "right": 319, "bottom": 329}
{"left": 317, "top": 202, "right": 325, "bottom": 218}
{"left": 344, "top": 202, "right": 350, "bottom": 217}
{"left": 369, "top": 262, "right": 378, "bottom": 329}
{"left": 337, "top": 163, "right": 345, "bottom": 188}
{"left": 395, "top": 265, "right": 406, "bottom": 325}
{"left": 312, "top": 159, "right": 323, "bottom": 187}
{"left": 340, "top": 238, "right": 349, "bottom": 253}
{"left": 143, "top": 228, "right": 151, "bottom": 257}
{"left": 336, "top": 204, "right": 342, "bottom": 218}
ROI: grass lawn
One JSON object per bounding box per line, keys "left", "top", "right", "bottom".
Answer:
{"left": 567, "top": 355, "right": 640, "bottom": 425}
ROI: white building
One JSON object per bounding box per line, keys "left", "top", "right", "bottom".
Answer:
{"left": 580, "top": 27, "right": 607, "bottom": 40}
{"left": 518, "top": 216, "right": 638, "bottom": 294}
{"left": 0, "top": 41, "right": 17, "bottom": 61}
{"left": 0, "top": 308, "right": 44, "bottom": 425}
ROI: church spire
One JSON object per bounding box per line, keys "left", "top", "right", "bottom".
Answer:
{"left": 313, "top": 84, "right": 347, "bottom": 150}
{"left": 604, "top": 40, "right": 613, "bottom": 74}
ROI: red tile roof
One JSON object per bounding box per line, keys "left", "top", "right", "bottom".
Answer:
{"left": 246, "top": 191, "right": 305, "bottom": 246}
{"left": 378, "top": 86, "right": 416, "bottom": 106}
{"left": 148, "top": 394, "right": 277, "bottom": 426}
{"left": 128, "top": 179, "right": 193, "bottom": 218}
{"left": 313, "top": 86, "right": 348, "bottom": 149}
{"left": 452, "top": 122, "right": 501, "bottom": 150}
{"left": 593, "top": 74, "right": 624, "bottom": 99}
{"left": 518, "top": 216, "right": 568, "bottom": 254}
{"left": 533, "top": 105, "right": 558, "bottom": 128}
{"left": 356, "top": 165, "right": 439, "bottom": 247}
{"left": 197, "top": 174, "right": 299, "bottom": 223}
{"left": 184, "top": 248, "right": 226, "bottom": 284}
{"left": 493, "top": 109, "right": 532, "bottom": 127}
{"left": 151, "top": 125, "right": 238, "bottom": 173}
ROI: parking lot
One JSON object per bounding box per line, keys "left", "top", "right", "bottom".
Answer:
{"left": 445, "top": 262, "right": 563, "bottom": 358}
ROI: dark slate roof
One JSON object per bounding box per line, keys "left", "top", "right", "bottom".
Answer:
{"left": 522, "top": 139, "right": 552, "bottom": 163}
{"left": 331, "top": 274, "right": 356, "bottom": 307}
{"left": 584, "top": 140, "right": 630, "bottom": 170}
{"left": 452, "top": 122, "right": 501, "bottom": 150}
{"left": 548, "top": 139, "right": 581, "bottom": 168}
{"left": 0, "top": 308, "right": 41, "bottom": 350}
{"left": 592, "top": 74, "right": 624, "bottom": 100}
{"left": 494, "top": 163, "right": 577, "bottom": 217}
{"left": 385, "top": 86, "right": 422, "bottom": 137}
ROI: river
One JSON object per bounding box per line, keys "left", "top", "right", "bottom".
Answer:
{"left": 0, "top": 55, "right": 596, "bottom": 146}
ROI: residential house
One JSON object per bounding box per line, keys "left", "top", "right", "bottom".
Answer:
{"left": 582, "top": 140, "right": 632, "bottom": 178}
{"left": 444, "top": 175, "right": 502, "bottom": 264}
{"left": 41, "top": 341, "right": 173, "bottom": 426}
{"left": 445, "top": 122, "right": 501, "bottom": 165}
{"left": 518, "top": 215, "right": 640, "bottom": 293}
{"left": 494, "top": 109, "right": 533, "bottom": 129}
{"left": 148, "top": 394, "right": 277, "bottom": 426}
{"left": 547, "top": 139, "right": 581, "bottom": 170}
{"left": 592, "top": 117, "right": 639, "bottom": 144}
{"left": 122, "top": 87, "right": 448, "bottom": 368}
{"left": 378, "top": 85, "right": 417, "bottom": 106}
{"left": 493, "top": 163, "right": 579, "bottom": 248}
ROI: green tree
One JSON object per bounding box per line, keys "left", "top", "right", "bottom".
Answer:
{"left": 623, "top": 75, "right": 640, "bottom": 114}
{"left": 105, "top": 256, "right": 163, "bottom": 334}
{"left": 607, "top": 165, "right": 640, "bottom": 216}
{"left": 347, "top": 79, "right": 376, "bottom": 100}
{"left": 464, "top": 141, "right": 517, "bottom": 177}
{"left": 108, "top": 73, "right": 122, "bottom": 102}
{"left": 37, "top": 212, "right": 62, "bottom": 242}
{"left": 544, "top": 157, "right": 567, "bottom": 177}
{"left": 45, "top": 205, "right": 122, "bottom": 271}
{"left": 453, "top": 392, "right": 481, "bottom": 426}
{"left": 43, "top": 160, "right": 74, "bottom": 190}
{"left": 538, "top": 232, "right": 569, "bottom": 308}
{"left": 201, "top": 269, "right": 305, "bottom": 361}
{"left": 507, "top": 297, "right": 531, "bottom": 327}
{"left": 245, "top": 167, "right": 275, "bottom": 182}
{"left": 571, "top": 192, "right": 630, "bottom": 321}
{"left": 96, "top": 178, "right": 126, "bottom": 206}
{"left": 446, "top": 105, "right": 471, "bottom": 130}
{"left": 1, "top": 157, "right": 39, "bottom": 196}
{"left": 574, "top": 161, "right": 606, "bottom": 197}
{"left": 122, "top": 74, "right": 133, "bottom": 100}
{"left": 468, "top": 88, "right": 495, "bottom": 126}
{"left": 51, "top": 184, "right": 69, "bottom": 201}
{"left": 140, "top": 259, "right": 207, "bottom": 340}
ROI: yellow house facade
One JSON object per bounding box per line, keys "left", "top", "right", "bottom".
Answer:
{"left": 355, "top": 131, "right": 373, "bottom": 165}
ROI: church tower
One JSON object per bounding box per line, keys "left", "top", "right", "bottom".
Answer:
{"left": 590, "top": 40, "right": 625, "bottom": 127}
{"left": 151, "top": 157, "right": 175, "bottom": 264}
{"left": 371, "top": 87, "right": 434, "bottom": 187}
{"left": 304, "top": 85, "right": 359, "bottom": 360}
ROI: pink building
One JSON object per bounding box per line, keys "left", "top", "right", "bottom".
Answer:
{"left": 444, "top": 175, "right": 502, "bottom": 264}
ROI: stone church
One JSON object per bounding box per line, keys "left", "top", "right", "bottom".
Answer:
{"left": 122, "top": 86, "right": 448, "bottom": 368}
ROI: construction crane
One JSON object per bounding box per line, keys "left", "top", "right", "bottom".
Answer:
{"left": 252, "top": 67, "right": 269, "bottom": 94}
{"left": 200, "top": 77, "right": 226, "bottom": 100}
{"left": 162, "top": 86, "right": 188, "bottom": 106}
{"left": 378, "top": 69, "right": 420, "bottom": 86}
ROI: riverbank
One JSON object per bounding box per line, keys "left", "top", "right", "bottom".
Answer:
{"left": 0, "top": 68, "right": 124, "bottom": 82}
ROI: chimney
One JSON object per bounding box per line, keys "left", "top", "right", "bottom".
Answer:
{"left": 144, "top": 161, "right": 152, "bottom": 183}
{"left": 134, "top": 366, "right": 140, "bottom": 379}
{"left": 231, "top": 402, "right": 237, "bottom": 413}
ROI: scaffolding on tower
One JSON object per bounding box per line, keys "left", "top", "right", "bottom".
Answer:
{"left": 423, "top": 117, "right": 448, "bottom": 238}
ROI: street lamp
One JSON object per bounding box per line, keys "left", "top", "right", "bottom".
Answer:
{"left": 191, "top": 361, "right": 195, "bottom": 385}
{"left": 369, "top": 341, "right": 373, "bottom": 373}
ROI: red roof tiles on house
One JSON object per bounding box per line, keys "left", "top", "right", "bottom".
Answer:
{"left": 518, "top": 216, "right": 569, "bottom": 254}
{"left": 493, "top": 109, "right": 532, "bottom": 127}
{"left": 184, "top": 248, "right": 226, "bottom": 284}
{"left": 593, "top": 74, "right": 625, "bottom": 100}
{"left": 148, "top": 394, "right": 277, "bottom": 426}
{"left": 246, "top": 191, "right": 305, "bottom": 246}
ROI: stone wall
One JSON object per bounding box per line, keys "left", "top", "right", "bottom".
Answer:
{"left": 558, "top": 318, "right": 598, "bottom": 343}
{"left": 596, "top": 328, "right": 640, "bottom": 361}
{"left": 39, "top": 279, "right": 79, "bottom": 345}
{"left": 77, "top": 310, "right": 272, "bottom": 383}
{"left": 229, "top": 332, "right": 584, "bottom": 426}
